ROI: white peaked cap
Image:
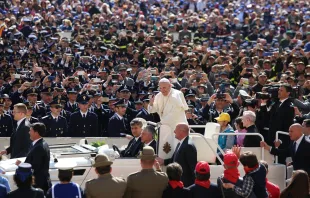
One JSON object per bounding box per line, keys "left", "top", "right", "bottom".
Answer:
{"left": 55, "top": 161, "right": 77, "bottom": 170}
{"left": 159, "top": 78, "right": 170, "bottom": 84}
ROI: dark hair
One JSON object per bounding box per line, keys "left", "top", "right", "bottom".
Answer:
{"left": 195, "top": 172, "right": 210, "bottom": 181}
{"left": 235, "top": 117, "right": 245, "bottom": 129}
{"left": 13, "top": 174, "right": 33, "bottom": 188}
{"left": 280, "top": 83, "right": 292, "bottom": 93}
{"left": 58, "top": 170, "right": 73, "bottom": 182}
{"left": 95, "top": 165, "right": 111, "bottom": 175}
{"left": 303, "top": 119, "right": 310, "bottom": 127}
{"left": 239, "top": 151, "right": 258, "bottom": 168}
{"left": 30, "top": 122, "right": 46, "bottom": 137}
{"left": 280, "top": 170, "right": 309, "bottom": 198}
{"left": 166, "top": 163, "right": 183, "bottom": 181}
{"left": 260, "top": 160, "right": 268, "bottom": 171}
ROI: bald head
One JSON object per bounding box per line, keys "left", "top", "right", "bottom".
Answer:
{"left": 174, "top": 123, "right": 189, "bottom": 140}
{"left": 289, "top": 123, "right": 303, "bottom": 141}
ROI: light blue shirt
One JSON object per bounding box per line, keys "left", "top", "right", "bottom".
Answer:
{"left": 0, "top": 176, "right": 10, "bottom": 192}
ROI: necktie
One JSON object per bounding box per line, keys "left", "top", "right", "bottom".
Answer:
{"left": 293, "top": 142, "right": 297, "bottom": 153}
{"left": 54, "top": 118, "right": 57, "bottom": 122}
{"left": 173, "top": 143, "right": 181, "bottom": 162}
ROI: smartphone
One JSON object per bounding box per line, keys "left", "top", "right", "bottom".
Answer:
{"left": 24, "top": 82, "right": 32, "bottom": 87}
{"left": 246, "top": 68, "right": 253, "bottom": 72}
{"left": 112, "top": 74, "right": 119, "bottom": 80}
{"left": 151, "top": 76, "right": 159, "bottom": 81}
{"left": 92, "top": 85, "right": 99, "bottom": 90}
{"left": 77, "top": 71, "right": 85, "bottom": 76}
{"left": 48, "top": 76, "right": 55, "bottom": 81}
{"left": 172, "top": 57, "right": 178, "bottom": 61}
{"left": 68, "top": 77, "right": 75, "bottom": 82}
{"left": 150, "top": 69, "right": 157, "bottom": 75}
{"left": 92, "top": 78, "right": 101, "bottom": 83}
{"left": 196, "top": 73, "right": 202, "bottom": 78}
{"left": 13, "top": 74, "right": 21, "bottom": 79}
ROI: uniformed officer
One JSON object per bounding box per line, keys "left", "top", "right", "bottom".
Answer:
{"left": 136, "top": 95, "right": 160, "bottom": 123}
{"left": 46, "top": 161, "right": 85, "bottom": 198}
{"left": 41, "top": 99, "right": 68, "bottom": 137}
{"left": 38, "top": 87, "right": 54, "bottom": 114}
{"left": 68, "top": 94, "right": 98, "bottom": 137}
{"left": 107, "top": 98, "right": 130, "bottom": 137}
{"left": 25, "top": 88, "right": 46, "bottom": 119}
{"left": 124, "top": 146, "right": 168, "bottom": 198}
{"left": 24, "top": 102, "right": 39, "bottom": 124}
{"left": 2, "top": 94, "right": 13, "bottom": 117}
{"left": 64, "top": 88, "right": 79, "bottom": 113}
{"left": 0, "top": 97, "right": 14, "bottom": 137}
{"left": 85, "top": 153, "right": 127, "bottom": 198}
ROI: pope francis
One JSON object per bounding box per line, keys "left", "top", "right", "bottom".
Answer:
{"left": 148, "top": 78, "right": 189, "bottom": 159}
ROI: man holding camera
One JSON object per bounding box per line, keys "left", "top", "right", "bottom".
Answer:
{"left": 260, "top": 84, "right": 295, "bottom": 164}
{"left": 202, "top": 92, "right": 239, "bottom": 123}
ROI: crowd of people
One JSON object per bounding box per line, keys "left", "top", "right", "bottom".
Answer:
{"left": 1, "top": 0, "right": 310, "bottom": 197}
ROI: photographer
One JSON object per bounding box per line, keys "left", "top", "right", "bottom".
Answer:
{"left": 186, "top": 100, "right": 205, "bottom": 135}
{"left": 259, "top": 84, "right": 295, "bottom": 164}
{"left": 202, "top": 92, "right": 239, "bottom": 124}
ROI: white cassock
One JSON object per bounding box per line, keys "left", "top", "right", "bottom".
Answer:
{"left": 148, "top": 88, "right": 188, "bottom": 159}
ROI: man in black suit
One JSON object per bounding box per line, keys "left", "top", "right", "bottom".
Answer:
{"left": 117, "top": 118, "right": 145, "bottom": 157}
{"left": 68, "top": 94, "right": 98, "bottom": 137}
{"left": 157, "top": 123, "right": 197, "bottom": 187}
{"left": 260, "top": 84, "right": 295, "bottom": 164}
{"left": 41, "top": 99, "right": 68, "bottom": 137}
{"left": 242, "top": 110, "right": 261, "bottom": 147}
{"left": 0, "top": 103, "right": 31, "bottom": 158}
{"left": 16, "top": 122, "right": 51, "bottom": 194}
{"left": 140, "top": 125, "right": 157, "bottom": 153}
{"left": 107, "top": 98, "right": 130, "bottom": 137}
{"left": 261, "top": 123, "right": 310, "bottom": 176}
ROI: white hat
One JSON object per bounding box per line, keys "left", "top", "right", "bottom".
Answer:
{"left": 54, "top": 161, "right": 77, "bottom": 170}
{"left": 159, "top": 78, "right": 170, "bottom": 84}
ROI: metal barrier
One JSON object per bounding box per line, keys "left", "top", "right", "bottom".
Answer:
{"left": 275, "top": 131, "right": 289, "bottom": 164}
{"left": 189, "top": 133, "right": 224, "bottom": 164}
{"left": 211, "top": 133, "right": 265, "bottom": 161}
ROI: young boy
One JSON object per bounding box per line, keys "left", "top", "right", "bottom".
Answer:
{"left": 223, "top": 147, "right": 268, "bottom": 198}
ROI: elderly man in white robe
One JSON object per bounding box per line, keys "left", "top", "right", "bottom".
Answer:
{"left": 148, "top": 78, "right": 189, "bottom": 159}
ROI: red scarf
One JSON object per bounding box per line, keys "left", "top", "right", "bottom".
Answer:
{"left": 195, "top": 179, "right": 210, "bottom": 189}
{"left": 244, "top": 164, "right": 259, "bottom": 174}
{"left": 223, "top": 168, "right": 240, "bottom": 183}
{"left": 169, "top": 181, "right": 184, "bottom": 189}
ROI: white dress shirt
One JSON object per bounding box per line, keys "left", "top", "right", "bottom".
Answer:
{"left": 145, "top": 139, "right": 154, "bottom": 146}
{"left": 294, "top": 134, "right": 304, "bottom": 152}
{"left": 80, "top": 111, "right": 88, "bottom": 118}
{"left": 16, "top": 117, "right": 26, "bottom": 129}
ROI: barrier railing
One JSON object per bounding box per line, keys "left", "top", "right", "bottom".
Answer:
{"left": 189, "top": 133, "right": 224, "bottom": 164}
{"left": 211, "top": 133, "right": 265, "bottom": 161}
{"left": 275, "top": 131, "right": 289, "bottom": 164}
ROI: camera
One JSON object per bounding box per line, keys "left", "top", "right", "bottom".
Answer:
{"left": 291, "top": 86, "right": 301, "bottom": 98}
{"left": 246, "top": 68, "right": 253, "bottom": 72}
{"left": 263, "top": 85, "right": 280, "bottom": 99}
{"left": 216, "top": 92, "right": 226, "bottom": 100}
{"left": 256, "top": 92, "right": 270, "bottom": 100}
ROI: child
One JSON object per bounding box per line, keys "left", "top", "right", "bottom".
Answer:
{"left": 223, "top": 147, "right": 268, "bottom": 198}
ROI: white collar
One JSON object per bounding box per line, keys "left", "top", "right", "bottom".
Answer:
{"left": 179, "top": 136, "right": 187, "bottom": 145}
{"left": 51, "top": 114, "right": 59, "bottom": 120}
{"left": 32, "top": 138, "right": 42, "bottom": 146}
{"left": 295, "top": 134, "right": 304, "bottom": 146}
{"left": 116, "top": 113, "right": 123, "bottom": 119}
{"left": 80, "top": 111, "right": 88, "bottom": 117}
{"left": 145, "top": 139, "right": 154, "bottom": 146}
{"left": 17, "top": 117, "right": 26, "bottom": 127}
{"left": 135, "top": 137, "right": 140, "bottom": 142}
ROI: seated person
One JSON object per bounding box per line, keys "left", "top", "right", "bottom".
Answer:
{"left": 260, "top": 161, "right": 280, "bottom": 198}
{"left": 140, "top": 125, "right": 157, "bottom": 153}
{"left": 215, "top": 113, "right": 235, "bottom": 152}
{"left": 113, "top": 118, "right": 145, "bottom": 157}
{"left": 188, "top": 161, "right": 221, "bottom": 198}
{"left": 0, "top": 184, "right": 7, "bottom": 198}
{"left": 162, "top": 162, "right": 191, "bottom": 198}
{"left": 0, "top": 175, "right": 10, "bottom": 193}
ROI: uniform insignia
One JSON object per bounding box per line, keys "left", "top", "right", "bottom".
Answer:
{"left": 163, "top": 142, "right": 171, "bottom": 154}
{"left": 187, "top": 100, "right": 191, "bottom": 105}
{"left": 19, "top": 79, "right": 22, "bottom": 84}
{"left": 48, "top": 88, "right": 51, "bottom": 92}
{"left": 58, "top": 99, "right": 61, "bottom": 104}
{"left": 58, "top": 95, "right": 61, "bottom": 99}
{"left": 0, "top": 98, "right": 3, "bottom": 103}
{"left": 32, "top": 88, "right": 35, "bottom": 93}
{"left": 189, "top": 89, "right": 192, "bottom": 94}
{"left": 83, "top": 96, "right": 86, "bottom": 100}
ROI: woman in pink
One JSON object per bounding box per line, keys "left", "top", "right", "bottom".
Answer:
{"left": 234, "top": 117, "right": 247, "bottom": 146}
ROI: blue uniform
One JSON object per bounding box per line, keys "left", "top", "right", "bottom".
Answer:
{"left": 0, "top": 113, "right": 14, "bottom": 137}
{"left": 46, "top": 183, "right": 85, "bottom": 198}
{"left": 41, "top": 115, "right": 68, "bottom": 137}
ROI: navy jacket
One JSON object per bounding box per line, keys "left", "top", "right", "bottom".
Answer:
{"left": 41, "top": 115, "right": 68, "bottom": 137}
{"left": 247, "top": 164, "right": 268, "bottom": 198}
{"left": 68, "top": 111, "right": 98, "bottom": 137}
{"left": 0, "top": 113, "right": 14, "bottom": 137}
{"left": 7, "top": 187, "right": 44, "bottom": 198}
{"left": 107, "top": 113, "right": 130, "bottom": 137}
{"left": 121, "top": 137, "right": 143, "bottom": 157}
{"left": 164, "top": 136, "right": 197, "bottom": 187}
{"left": 188, "top": 183, "right": 221, "bottom": 198}
{"left": 162, "top": 184, "right": 191, "bottom": 198}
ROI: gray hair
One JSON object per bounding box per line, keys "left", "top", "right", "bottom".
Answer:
{"left": 130, "top": 118, "right": 147, "bottom": 128}
{"left": 143, "top": 125, "right": 156, "bottom": 139}
{"left": 243, "top": 111, "right": 256, "bottom": 123}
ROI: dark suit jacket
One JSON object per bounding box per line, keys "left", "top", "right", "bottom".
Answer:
{"left": 262, "top": 99, "right": 294, "bottom": 146}
{"left": 107, "top": 113, "right": 130, "bottom": 137}
{"left": 139, "top": 140, "right": 157, "bottom": 154}
{"left": 162, "top": 184, "right": 191, "bottom": 198}
{"left": 25, "top": 138, "right": 51, "bottom": 192}
{"left": 164, "top": 136, "right": 197, "bottom": 187}
{"left": 68, "top": 112, "right": 98, "bottom": 137}
{"left": 136, "top": 108, "right": 161, "bottom": 123}
{"left": 6, "top": 119, "right": 31, "bottom": 158}
{"left": 243, "top": 125, "right": 261, "bottom": 147}
{"left": 122, "top": 137, "right": 143, "bottom": 157}
{"left": 270, "top": 136, "right": 310, "bottom": 175}
{"left": 7, "top": 187, "right": 45, "bottom": 198}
